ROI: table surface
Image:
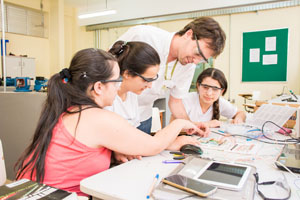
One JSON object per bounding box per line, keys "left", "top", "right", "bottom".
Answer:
{"left": 80, "top": 130, "right": 300, "bottom": 200}
{"left": 269, "top": 94, "right": 300, "bottom": 104}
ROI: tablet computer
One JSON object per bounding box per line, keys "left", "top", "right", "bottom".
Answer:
{"left": 193, "top": 161, "right": 251, "bottom": 191}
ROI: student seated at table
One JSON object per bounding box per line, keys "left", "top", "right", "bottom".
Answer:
{"left": 15, "top": 48, "right": 205, "bottom": 196}
{"left": 182, "top": 68, "right": 246, "bottom": 128}
{"left": 106, "top": 41, "right": 207, "bottom": 162}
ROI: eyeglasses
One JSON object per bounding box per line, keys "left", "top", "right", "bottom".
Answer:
{"left": 91, "top": 76, "right": 123, "bottom": 90}
{"left": 194, "top": 34, "right": 209, "bottom": 64}
{"left": 100, "top": 76, "right": 123, "bottom": 87}
{"left": 253, "top": 173, "right": 291, "bottom": 200}
{"left": 130, "top": 70, "right": 159, "bottom": 82}
{"left": 199, "top": 83, "right": 222, "bottom": 93}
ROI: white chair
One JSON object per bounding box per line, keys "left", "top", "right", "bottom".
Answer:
{"left": 151, "top": 107, "right": 162, "bottom": 133}
{"left": 0, "top": 139, "right": 7, "bottom": 186}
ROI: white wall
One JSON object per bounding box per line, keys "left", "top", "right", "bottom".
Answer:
{"left": 99, "top": 5, "right": 300, "bottom": 109}
{"left": 228, "top": 6, "right": 300, "bottom": 107}
{"left": 0, "top": 0, "right": 94, "bottom": 78}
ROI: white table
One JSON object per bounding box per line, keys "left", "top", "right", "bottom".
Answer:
{"left": 80, "top": 152, "right": 178, "bottom": 200}
{"left": 80, "top": 132, "right": 300, "bottom": 200}
{"left": 269, "top": 94, "right": 300, "bottom": 104}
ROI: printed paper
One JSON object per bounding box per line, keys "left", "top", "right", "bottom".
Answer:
{"left": 265, "top": 36, "right": 276, "bottom": 51}
{"left": 263, "top": 54, "right": 277, "bottom": 65}
{"left": 249, "top": 48, "right": 260, "bottom": 62}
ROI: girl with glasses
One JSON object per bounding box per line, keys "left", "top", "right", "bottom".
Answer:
{"left": 107, "top": 41, "right": 160, "bottom": 129}
{"left": 15, "top": 48, "right": 204, "bottom": 197}
{"left": 182, "top": 68, "right": 246, "bottom": 128}
{"left": 107, "top": 41, "right": 206, "bottom": 163}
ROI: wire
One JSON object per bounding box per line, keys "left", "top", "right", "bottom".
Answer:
{"left": 262, "top": 120, "right": 290, "bottom": 135}
{"left": 275, "top": 161, "right": 300, "bottom": 190}
{"left": 275, "top": 161, "right": 299, "bottom": 178}
{"left": 211, "top": 130, "right": 292, "bottom": 145}
{"left": 261, "top": 121, "right": 300, "bottom": 143}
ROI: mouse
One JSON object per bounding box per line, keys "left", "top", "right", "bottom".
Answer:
{"left": 180, "top": 144, "right": 203, "bottom": 155}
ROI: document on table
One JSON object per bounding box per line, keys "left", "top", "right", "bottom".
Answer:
{"left": 246, "top": 104, "right": 296, "bottom": 131}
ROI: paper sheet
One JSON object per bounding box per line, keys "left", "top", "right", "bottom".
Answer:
{"left": 249, "top": 48, "right": 260, "bottom": 62}
{"left": 246, "top": 104, "right": 296, "bottom": 131}
{"left": 263, "top": 54, "right": 277, "bottom": 65}
{"left": 265, "top": 36, "right": 276, "bottom": 51}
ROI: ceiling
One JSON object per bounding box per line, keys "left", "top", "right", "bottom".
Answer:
{"left": 64, "top": 0, "right": 109, "bottom": 10}
{"left": 63, "top": 0, "right": 284, "bottom": 26}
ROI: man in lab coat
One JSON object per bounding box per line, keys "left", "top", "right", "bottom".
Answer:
{"left": 116, "top": 17, "right": 226, "bottom": 134}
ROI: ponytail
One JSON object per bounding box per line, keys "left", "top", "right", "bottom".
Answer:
{"left": 212, "top": 99, "right": 220, "bottom": 120}
{"left": 15, "top": 48, "right": 117, "bottom": 183}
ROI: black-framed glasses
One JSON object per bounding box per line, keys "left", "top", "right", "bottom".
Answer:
{"left": 253, "top": 173, "right": 291, "bottom": 200}
{"left": 194, "top": 34, "right": 209, "bottom": 63}
{"left": 199, "top": 83, "right": 222, "bottom": 93}
{"left": 130, "top": 70, "right": 159, "bottom": 82}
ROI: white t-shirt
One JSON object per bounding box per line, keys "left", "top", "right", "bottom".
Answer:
{"left": 117, "top": 25, "right": 196, "bottom": 121}
{"left": 182, "top": 92, "right": 237, "bottom": 122}
{"left": 104, "top": 92, "right": 140, "bottom": 127}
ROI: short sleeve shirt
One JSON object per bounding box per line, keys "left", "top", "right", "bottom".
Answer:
{"left": 104, "top": 92, "right": 140, "bottom": 127}
{"left": 117, "top": 25, "right": 196, "bottom": 121}
{"left": 182, "top": 92, "right": 238, "bottom": 122}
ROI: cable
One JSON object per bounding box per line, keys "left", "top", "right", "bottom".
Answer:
{"left": 211, "top": 130, "right": 292, "bottom": 145}
{"left": 262, "top": 120, "right": 290, "bottom": 135}
{"left": 275, "top": 161, "right": 299, "bottom": 178}
{"left": 261, "top": 121, "right": 300, "bottom": 143}
{"left": 275, "top": 161, "right": 300, "bottom": 190}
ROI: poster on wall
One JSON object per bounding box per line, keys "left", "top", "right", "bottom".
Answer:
{"left": 242, "top": 28, "right": 288, "bottom": 82}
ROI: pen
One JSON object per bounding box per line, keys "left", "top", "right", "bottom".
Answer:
{"left": 230, "top": 144, "right": 238, "bottom": 151}
{"left": 162, "top": 160, "right": 184, "bottom": 164}
{"left": 289, "top": 90, "right": 298, "bottom": 100}
{"left": 146, "top": 174, "right": 159, "bottom": 199}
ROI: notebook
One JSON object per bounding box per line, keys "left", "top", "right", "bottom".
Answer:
{"left": 0, "top": 179, "right": 76, "bottom": 200}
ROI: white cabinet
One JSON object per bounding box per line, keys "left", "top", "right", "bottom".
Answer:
{"left": 5, "top": 56, "right": 35, "bottom": 79}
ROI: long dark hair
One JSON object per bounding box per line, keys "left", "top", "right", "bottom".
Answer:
{"left": 196, "top": 68, "right": 227, "bottom": 120}
{"left": 15, "top": 48, "right": 117, "bottom": 183}
{"left": 109, "top": 40, "right": 160, "bottom": 76}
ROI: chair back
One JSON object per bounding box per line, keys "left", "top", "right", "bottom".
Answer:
{"left": 151, "top": 107, "right": 162, "bottom": 133}
{"left": 0, "top": 139, "right": 7, "bottom": 186}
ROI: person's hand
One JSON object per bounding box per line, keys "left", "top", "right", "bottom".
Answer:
{"left": 166, "top": 135, "right": 200, "bottom": 151}
{"left": 180, "top": 119, "right": 209, "bottom": 137}
{"left": 231, "top": 111, "right": 246, "bottom": 124}
{"left": 194, "top": 122, "right": 210, "bottom": 137}
{"left": 232, "top": 117, "right": 243, "bottom": 124}
{"left": 206, "top": 120, "right": 222, "bottom": 128}
{"left": 113, "top": 152, "right": 142, "bottom": 163}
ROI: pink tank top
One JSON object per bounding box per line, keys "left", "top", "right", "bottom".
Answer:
{"left": 21, "top": 114, "right": 112, "bottom": 196}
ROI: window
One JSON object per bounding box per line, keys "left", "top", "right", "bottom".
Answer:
{"left": 0, "top": 3, "right": 46, "bottom": 38}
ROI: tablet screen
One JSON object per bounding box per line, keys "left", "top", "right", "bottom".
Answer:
{"left": 197, "top": 162, "right": 247, "bottom": 185}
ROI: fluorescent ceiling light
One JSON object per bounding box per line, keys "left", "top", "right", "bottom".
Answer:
{"left": 78, "top": 10, "right": 116, "bottom": 19}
